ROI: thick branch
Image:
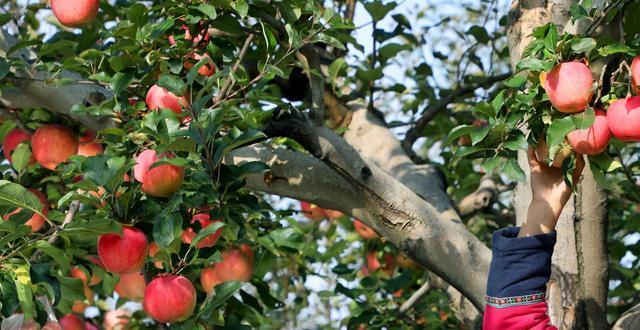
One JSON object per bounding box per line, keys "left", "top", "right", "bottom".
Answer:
{"left": 0, "top": 29, "right": 114, "bottom": 130}
{"left": 402, "top": 73, "right": 511, "bottom": 157}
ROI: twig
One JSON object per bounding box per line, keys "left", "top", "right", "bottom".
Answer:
{"left": 30, "top": 200, "right": 80, "bottom": 262}
{"left": 218, "top": 34, "right": 255, "bottom": 99}
{"left": 367, "top": 22, "right": 378, "bottom": 112}
{"left": 399, "top": 281, "right": 432, "bottom": 313}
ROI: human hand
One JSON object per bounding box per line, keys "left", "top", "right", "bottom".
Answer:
{"left": 518, "top": 143, "right": 585, "bottom": 237}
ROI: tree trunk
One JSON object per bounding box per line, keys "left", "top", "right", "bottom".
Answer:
{"left": 508, "top": 1, "right": 610, "bottom": 328}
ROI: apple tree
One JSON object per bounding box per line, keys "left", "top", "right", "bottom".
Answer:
{"left": 1, "top": 0, "right": 640, "bottom": 329}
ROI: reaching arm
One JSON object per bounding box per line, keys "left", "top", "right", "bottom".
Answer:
{"left": 483, "top": 145, "right": 584, "bottom": 330}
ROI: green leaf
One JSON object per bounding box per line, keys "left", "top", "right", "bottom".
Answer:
{"left": 0, "top": 58, "right": 10, "bottom": 80}
{"left": 598, "top": 43, "right": 633, "bottom": 56}
{"left": 504, "top": 75, "right": 527, "bottom": 88}
{"left": 10, "top": 143, "right": 31, "bottom": 174}
{"left": 328, "top": 58, "right": 346, "bottom": 90}
{"left": 31, "top": 241, "right": 70, "bottom": 272}
{"left": 233, "top": 0, "right": 249, "bottom": 18}
{"left": 589, "top": 153, "right": 622, "bottom": 172}
{"left": 202, "top": 281, "right": 243, "bottom": 311}
{"left": 503, "top": 158, "right": 526, "bottom": 181}
{"left": 0, "top": 273, "right": 19, "bottom": 317}
{"left": 363, "top": 0, "right": 397, "bottom": 21}
{"left": 196, "top": 4, "right": 217, "bottom": 19}
{"left": 470, "top": 126, "right": 490, "bottom": 145}
{"left": 546, "top": 116, "right": 575, "bottom": 147}
{"left": 571, "top": 108, "right": 595, "bottom": 130}
{"left": 191, "top": 222, "right": 226, "bottom": 248}
{"left": 467, "top": 25, "right": 490, "bottom": 44}
{"left": 153, "top": 212, "right": 183, "bottom": 248}
{"left": 570, "top": 38, "right": 597, "bottom": 53}
{"left": 269, "top": 227, "right": 304, "bottom": 250}
{"left": 14, "top": 265, "right": 34, "bottom": 320}
{"left": 492, "top": 90, "right": 506, "bottom": 113}
{"left": 0, "top": 181, "right": 45, "bottom": 219}
{"left": 110, "top": 72, "right": 134, "bottom": 98}
{"left": 543, "top": 24, "right": 558, "bottom": 51}
{"left": 285, "top": 24, "right": 301, "bottom": 48}
{"left": 445, "top": 125, "right": 474, "bottom": 145}
{"left": 504, "top": 134, "right": 528, "bottom": 151}
{"left": 158, "top": 74, "right": 186, "bottom": 96}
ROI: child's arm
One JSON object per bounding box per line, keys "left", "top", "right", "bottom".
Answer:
{"left": 483, "top": 146, "right": 584, "bottom": 330}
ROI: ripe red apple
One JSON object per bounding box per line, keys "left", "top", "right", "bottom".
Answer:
{"left": 180, "top": 213, "right": 223, "bottom": 248}
{"left": 168, "top": 24, "right": 209, "bottom": 46}
{"left": 98, "top": 227, "right": 148, "bottom": 274}
{"left": 58, "top": 314, "right": 85, "bottom": 330}
{"left": 133, "top": 149, "right": 184, "bottom": 197}
{"left": 84, "top": 322, "right": 98, "bottom": 330}
{"left": 353, "top": 219, "right": 379, "bottom": 240}
{"left": 184, "top": 53, "right": 216, "bottom": 77}
{"left": 115, "top": 272, "right": 146, "bottom": 302}
{"left": 200, "top": 265, "right": 223, "bottom": 295}
{"left": 143, "top": 275, "right": 197, "bottom": 323}
{"left": 3, "top": 189, "right": 48, "bottom": 232}
{"left": 50, "top": 0, "right": 99, "bottom": 27}
{"left": 300, "top": 201, "right": 325, "bottom": 221}
{"left": 77, "top": 130, "right": 103, "bottom": 157}
{"left": 42, "top": 321, "right": 63, "bottom": 330}
{"left": 362, "top": 252, "right": 396, "bottom": 277}
{"left": 607, "top": 96, "right": 640, "bottom": 142}
{"left": 632, "top": 56, "right": 640, "bottom": 95}
{"left": 70, "top": 267, "right": 95, "bottom": 304}
{"left": 542, "top": 61, "right": 593, "bottom": 113}
{"left": 567, "top": 109, "right": 611, "bottom": 155}
{"left": 31, "top": 124, "right": 78, "bottom": 170}
{"left": 324, "top": 209, "right": 345, "bottom": 220}
{"left": 145, "top": 84, "right": 187, "bottom": 116}
{"left": 103, "top": 309, "right": 130, "bottom": 330}
{"left": 2, "top": 128, "right": 34, "bottom": 164}
{"left": 148, "top": 241, "right": 163, "bottom": 269}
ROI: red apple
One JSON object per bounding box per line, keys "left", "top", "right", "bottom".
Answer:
{"left": 180, "top": 213, "right": 223, "bottom": 248}
{"left": 145, "top": 84, "right": 187, "bottom": 115}
{"left": 98, "top": 227, "right": 148, "bottom": 274}
{"left": 143, "top": 275, "right": 197, "bottom": 323}
{"left": 607, "top": 96, "right": 640, "bottom": 142}
{"left": 184, "top": 53, "right": 216, "bottom": 77}
{"left": 115, "top": 272, "right": 146, "bottom": 302}
{"left": 2, "top": 128, "right": 34, "bottom": 164}
{"left": 567, "top": 109, "right": 611, "bottom": 155}
{"left": 133, "top": 149, "right": 184, "bottom": 197}
{"left": 324, "top": 209, "right": 345, "bottom": 220}
{"left": 362, "top": 252, "right": 396, "bottom": 277}
{"left": 59, "top": 314, "right": 85, "bottom": 330}
{"left": 103, "top": 309, "right": 130, "bottom": 330}
{"left": 300, "top": 201, "right": 325, "bottom": 221}
{"left": 77, "top": 130, "right": 103, "bottom": 157}
{"left": 3, "top": 189, "right": 48, "bottom": 232}
{"left": 168, "top": 24, "right": 209, "bottom": 46}
{"left": 632, "top": 56, "right": 640, "bottom": 95}
{"left": 50, "top": 0, "right": 99, "bottom": 27}
{"left": 42, "top": 321, "right": 63, "bottom": 330}
{"left": 70, "top": 267, "right": 95, "bottom": 303}
{"left": 353, "top": 219, "right": 379, "bottom": 240}
{"left": 84, "top": 323, "right": 99, "bottom": 330}
{"left": 542, "top": 61, "right": 593, "bottom": 113}
{"left": 31, "top": 124, "right": 78, "bottom": 170}
{"left": 148, "top": 241, "right": 163, "bottom": 269}
{"left": 200, "top": 265, "right": 223, "bottom": 295}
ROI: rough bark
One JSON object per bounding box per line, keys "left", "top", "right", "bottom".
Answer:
{"left": 508, "top": 1, "right": 610, "bottom": 328}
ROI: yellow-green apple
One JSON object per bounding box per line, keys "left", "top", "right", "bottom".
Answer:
{"left": 31, "top": 124, "right": 78, "bottom": 170}
{"left": 180, "top": 213, "right": 223, "bottom": 248}
{"left": 3, "top": 189, "right": 48, "bottom": 232}
{"left": 77, "top": 130, "right": 103, "bottom": 157}
{"left": 607, "top": 96, "right": 640, "bottom": 142}
{"left": 542, "top": 61, "right": 593, "bottom": 113}
{"left": 567, "top": 109, "right": 611, "bottom": 155}
{"left": 2, "top": 128, "right": 34, "bottom": 164}
{"left": 58, "top": 314, "right": 85, "bottom": 330}
{"left": 143, "top": 275, "right": 196, "bottom": 323}
{"left": 145, "top": 84, "right": 187, "bottom": 115}
{"left": 353, "top": 219, "right": 379, "bottom": 240}
{"left": 98, "top": 227, "right": 148, "bottom": 274}
{"left": 133, "top": 149, "right": 184, "bottom": 197}
{"left": 300, "top": 201, "right": 325, "bottom": 221}
{"left": 50, "top": 0, "right": 99, "bottom": 27}
{"left": 103, "top": 309, "right": 131, "bottom": 330}
{"left": 115, "top": 272, "right": 146, "bottom": 302}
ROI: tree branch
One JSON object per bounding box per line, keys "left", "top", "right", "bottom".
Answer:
{"left": 399, "top": 280, "right": 431, "bottom": 313}
{"left": 401, "top": 73, "right": 511, "bottom": 158}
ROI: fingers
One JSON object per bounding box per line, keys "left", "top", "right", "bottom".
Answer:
{"left": 527, "top": 145, "right": 541, "bottom": 169}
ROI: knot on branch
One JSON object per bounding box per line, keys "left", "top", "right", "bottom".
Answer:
{"left": 360, "top": 166, "right": 372, "bottom": 180}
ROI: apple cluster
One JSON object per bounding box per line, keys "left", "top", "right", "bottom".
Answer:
{"left": 541, "top": 57, "right": 640, "bottom": 158}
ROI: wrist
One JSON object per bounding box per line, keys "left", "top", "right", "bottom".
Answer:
{"left": 518, "top": 200, "right": 561, "bottom": 237}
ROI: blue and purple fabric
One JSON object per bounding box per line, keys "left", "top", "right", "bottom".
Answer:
{"left": 483, "top": 227, "right": 557, "bottom": 330}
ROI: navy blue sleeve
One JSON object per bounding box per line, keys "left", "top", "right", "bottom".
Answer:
{"left": 486, "top": 226, "right": 556, "bottom": 298}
